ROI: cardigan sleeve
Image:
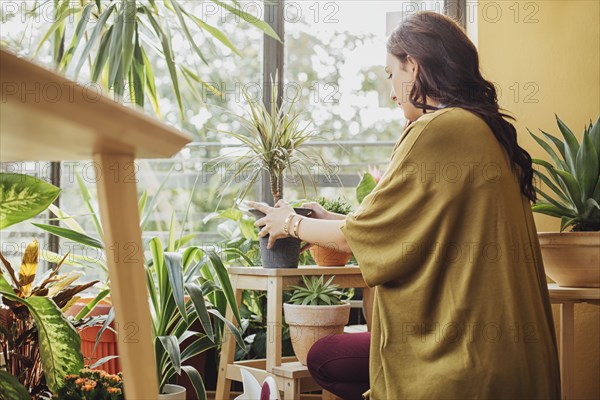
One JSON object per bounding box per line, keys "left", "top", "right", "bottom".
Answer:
{"left": 340, "top": 111, "right": 479, "bottom": 287}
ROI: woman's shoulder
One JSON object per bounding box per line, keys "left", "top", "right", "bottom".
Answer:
{"left": 411, "top": 107, "right": 490, "bottom": 133}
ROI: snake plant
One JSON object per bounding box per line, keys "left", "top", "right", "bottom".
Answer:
{"left": 528, "top": 115, "right": 600, "bottom": 231}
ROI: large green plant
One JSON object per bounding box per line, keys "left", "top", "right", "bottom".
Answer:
{"left": 146, "top": 232, "right": 245, "bottom": 398}
{"left": 216, "top": 81, "right": 331, "bottom": 204}
{"left": 529, "top": 116, "right": 600, "bottom": 231}
{"left": 28, "top": 0, "right": 279, "bottom": 118}
{"left": 0, "top": 240, "right": 92, "bottom": 398}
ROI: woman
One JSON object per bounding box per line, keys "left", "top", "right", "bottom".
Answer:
{"left": 248, "top": 11, "right": 560, "bottom": 400}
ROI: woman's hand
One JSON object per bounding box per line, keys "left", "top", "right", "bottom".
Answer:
{"left": 247, "top": 200, "right": 295, "bottom": 249}
{"left": 300, "top": 201, "right": 330, "bottom": 220}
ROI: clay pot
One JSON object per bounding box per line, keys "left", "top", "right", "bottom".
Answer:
{"left": 309, "top": 245, "right": 352, "bottom": 267}
{"left": 65, "top": 297, "right": 121, "bottom": 374}
{"left": 158, "top": 384, "right": 186, "bottom": 399}
{"left": 538, "top": 231, "right": 600, "bottom": 288}
{"left": 283, "top": 302, "right": 351, "bottom": 365}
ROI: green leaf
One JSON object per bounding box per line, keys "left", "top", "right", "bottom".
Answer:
{"left": 554, "top": 169, "right": 584, "bottom": 211}
{"left": 74, "top": 289, "right": 110, "bottom": 320}
{"left": 589, "top": 117, "right": 600, "bottom": 155}
{"left": 205, "top": 250, "right": 241, "bottom": 326}
{"left": 60, "top": 2, "right": 95, "bottom": 70}
{"left": 121, "top": 0, "right": 137, "bottom": 85}
{"left": 185, "top": 283, "right": 214, "bottom": 342}
{"left": 575, "top": 130, "right": 599, "bottom": 199}
{"left": 555, "top": 115, "right": 580, "bottom": 174}
{"left": 75, "top": 3, "right": 117, "bottom": 78}
{"left": 529, "top": 129, "right": 568, "bottom": 172}
{"left": 0, "top": 281, "right": 84, "bottom": 393}
{"left": 207, "top": 308, "right": 245, "bottom": 349}
{"left": 356, "top": 172, "right": 377, "bottom": 204}
{"left": 158, "top": 335, "right": 181, "bottom": 374}
{"left": 0, "top": 173, "right": 61, "bottom": 230}
{"left": 164, "top": 252, "right": 187, "bottom": 323}
{"left": 181, "top": 365, "right": 207, "bottom": 400}
{"left": 75, "top": 171, "right": 103, "bottom": 238}
{"left": 182, "top": 6, "right": 241, "bottom": 57}
{"left": 32, "top": 223, "right": 104, "bottom": 249}
{"left": 33, "top": 5, "right": 82, "bottom": 58}
{"left": 210, "top": 0, "right": 280, "bottom": 41}
{"left": 532, "top": 203, "right": 569, "bottom": 218}
{"left": 0, "top": 371, "right": 30, "bottom": 400}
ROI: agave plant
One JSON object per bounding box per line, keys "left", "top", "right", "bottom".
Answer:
{"left": 215, "top": 79, "right": 331, "bottom": 204}
{"left": 23, "top": 0, "right": 279, "bottom": 118}
{"left": 287, "top": 275, "right": 350, "bottom": 306}
{"left": 528, "top": 115, "right": 600, "bottom": 231}
{"left": 0, "top": 240, "right": 95, "bottom": 398}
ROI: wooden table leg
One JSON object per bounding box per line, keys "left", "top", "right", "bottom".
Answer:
{"left": 216, "top": 275, "right": 242, "bottom": 400}
{"left": 559, "top": 302, "right": 575, "bottom": 400}
{"left": 266, "top": 277, "right": 283, "bottom": 372}
{"left": 93, "top": 153, "right": 158, "bottom": 399}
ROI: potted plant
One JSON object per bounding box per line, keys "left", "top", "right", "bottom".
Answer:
{"left": 283, "top": 276, "right": 351, "bottom": 365}
{"left": 0, "top": 240, "right": 90, "bottom": 399}
{"left": 145, "top": 231, "right": 245, "bottom": 399}
{"left": 529, "top": 115, "right": 600, "bottom": 287}
{"left": 217, "top": 81, "right": 332, "bottom": 268}
{"left": 309, "top": 197, "right": 354, "bottom": 266}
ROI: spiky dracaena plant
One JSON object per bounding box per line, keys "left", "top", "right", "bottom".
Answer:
{"left": 528, "top": 115, "right": 600, "bottom": 231}
{"left": 215, "top": 80, "right": 331, "bottom": 205}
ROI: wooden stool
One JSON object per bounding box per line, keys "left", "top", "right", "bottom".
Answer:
{"left": 215, "top": 266, "right": 367, "bottom": 400}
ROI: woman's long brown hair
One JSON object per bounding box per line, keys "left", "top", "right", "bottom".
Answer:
{"left": 387, "top": 11, "right": 536, "bottom": 203}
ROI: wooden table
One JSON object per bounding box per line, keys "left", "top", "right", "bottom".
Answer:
{"left": 0, "top": 49, "right": 191, "bottom": 398}
{"left": 547, "top": 284, "right": 600, "bottom": 400}
{"left": 215, "top": 266, "right": 367, "bottom": 400}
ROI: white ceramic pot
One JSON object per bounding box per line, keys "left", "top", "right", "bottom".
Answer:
{"left": 158, "top": 384, "right": 186, "bottom": 399}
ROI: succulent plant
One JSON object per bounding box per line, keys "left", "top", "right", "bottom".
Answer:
{"left": 528, "top": 115, "right": 600, "bottom": 231}
{"left": 287, "top": 275, "right": 349, "bottom": 306}
{"left": 315, "top": 197, "right": 353, "bottom": 215}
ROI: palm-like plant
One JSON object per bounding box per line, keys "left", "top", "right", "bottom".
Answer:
{"left": 27, "top": 0, "right": 279, "bottom": 118}
{"left": 216, "top": 80, "right": 330, "bottom": 204}
{"left": 147, "top": 233, "right": 245, "bottom": 398}
{"left": 529, "top": 115, "right": 600, "bottom": 231}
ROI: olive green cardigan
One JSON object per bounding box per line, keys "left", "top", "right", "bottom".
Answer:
{"left": 341, "top": 108, "right": 560, "bottom": 399}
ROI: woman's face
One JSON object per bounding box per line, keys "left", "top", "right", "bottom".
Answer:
{"left": 385, "top": 52, "right": 421, "bottom": 122}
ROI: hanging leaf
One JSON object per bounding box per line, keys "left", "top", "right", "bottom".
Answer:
{"left": 0, "top": 173, "right": 61, "bottom": 230}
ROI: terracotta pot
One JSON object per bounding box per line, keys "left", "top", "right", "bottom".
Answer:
{"left": 158, "top": 384, "right": 186, "bottom": 399}
{"left": 538, "top": 231, "right": 600, "bottom": 288}
{"left": 309, "top": 245, "right": 352, "bottom": 267}
{"left": 65, "top": 297, "right": 121, "bottom": 374}
{"left": 283, "top": 302, "right": 351, "bottom": 365}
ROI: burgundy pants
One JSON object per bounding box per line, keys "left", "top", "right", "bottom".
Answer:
{"left": 306, "top": 332, "right": 371, "bottom": 400}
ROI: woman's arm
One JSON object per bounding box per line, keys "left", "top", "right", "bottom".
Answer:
{"left": 247, "top": 200, "right": 352, "bottom": 253}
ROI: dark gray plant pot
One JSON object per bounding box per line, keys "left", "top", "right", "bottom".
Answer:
{"left": 249, "top": 207, "right": 312, "bottom": 269}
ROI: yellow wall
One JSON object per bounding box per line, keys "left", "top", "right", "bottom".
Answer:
{"left": 477, "top": 0, "right": 599, "bottom": 398}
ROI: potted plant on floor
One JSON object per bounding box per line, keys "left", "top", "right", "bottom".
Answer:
{"left": 309, "top": 197, "right": 354, "bottom": 267}
{"left": 283, "top": 276, "right": 352, "bottom": 365}
{"left": 146, "top": 230, "right": 245, "bottom": 399}
{"left": 216, "top": 81, "right": 332, "bottom": 268}
{"left": 529, "top": 115, "right": 600, "bottom": 287}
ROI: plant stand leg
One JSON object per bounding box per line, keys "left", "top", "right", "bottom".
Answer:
{"left": 93, "top": 152, "right": 158, "bottom": 399}
{"left": 216, "top": 275, "right": 241, "bottom": 400}
{"left": 283, "top": 377, "right": 298, "bottom": 399}
{"left": 559, "top": 302, "right": 575, "bottom": 400}
{"left": 266, "top": 277, "right": 283, "bottom": 372}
